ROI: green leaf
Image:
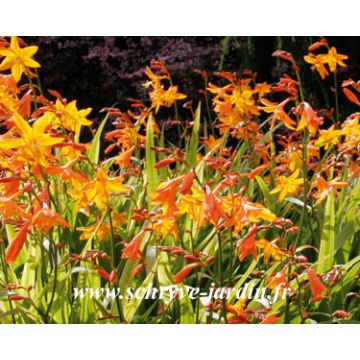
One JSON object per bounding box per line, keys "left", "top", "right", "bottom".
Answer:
{"left": 185, "top": 102, "right": 201, "bottom": 167}
{"left": 123, "top": 256, "right": 159, "bottom": 322}
{"left": 317, "top": 192, "right": 335, "bottom": 273}
{"left": 255, "top": 175, "right": 277, "bottom": 213}
{"left": 87, "top": 112, "right": 109, "bottom": 165}
{"left": 157, "top": 252, "right": 195, "bottom": 324}
{"left": 145, "top": 114, "right": 159, "bottom": 195}
{"left": 335, "top": 217, "right": 360, "bottom": 253}
{"left": 228, "top": 260, "right": 258, "bottom": 302}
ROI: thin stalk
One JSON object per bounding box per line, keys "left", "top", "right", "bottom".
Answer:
{"left": 0, "top": 236, "right": 16, "bottom": 324}
{"left": 217, "top": 232, "right": 228, "bottom": 324}
{"left": 108, "top": 208, "right": 125, "bottom": 323}
{"left": 44, "top": 232, "right": 57, "bottom": 323}
{"left": 334, "top": 71, "right": 340, "bottom": 123}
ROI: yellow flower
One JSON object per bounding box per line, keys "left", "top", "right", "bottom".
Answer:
{"left": 153, "top": 217, "right": 178, "bottom": 240}
{"left": 0, "top": 112, "right": 64, "bottom": 166}
{"left": 68, "top": 167, "right": 130, "bottom": 214}
{"left": 318, "top": 47, "right": 348, "bottom": 72}
{"left": 202, "top": 135, "right": 223, "bottom": 152}
{"left": 304, "top": 54, "right": 329, "bottom": 79}
{"left": 256, "top": 238, "right": 286, "bottom": 263}
{"left": 222, "top": 193, "right": 276, "bottom": 236}
{"left": 315, "top": 125, "right": 343, "bottom": 150}
{"left": 341, "top": 117, "right": 360, "bottom": 148}
{"left": 177, "top": 186, "right": 205, "bottom": 225}
{"left": 77, "top": 222, "right": 111, "bottom": 241}
{"left": 144, "top": 66, "right": 186, "bottom": 113}
{"left": 270, "top": 169, "right": 304, "bottom": 201}
{"left": 0, "top": 36, "right": 40, "bottom": 82}
{"left": 54, "top": 99, "right": 92, "bottom": 135}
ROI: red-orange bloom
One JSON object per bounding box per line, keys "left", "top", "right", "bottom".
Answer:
{"left": 267, "top": 266, "right": 291, "bottom": 292}
{"left": 154, "top": 158, "right": 176, "bottom": 169}
{"left": 343, "top": 88, "right": 360, "bottom": 106}
{"left": 5, "top": 222, "right": 30, "bottom": 264}
{"left": 260, "top": 312, "right": 281, "bottom": 324}
{"left": 115, "top": 146, "right": 134, "bottom": 168}
{"left": 307, "top": 267, "right": 328, "bottom": 303}
{"left": 150, "top": 177, "right": 182, "bottom": 216}
{"left": 238, "top": 232, "right": 257, "bottom": 261}
{"left": 204, "top": 185, "right": 227, "bottom": 228}
{"left": 32, "top": 205, "right": 69, "bottom": 233}
{"left": 179, "top": 169, "right": 194, "bottom": 195}
{"left": 121, "top": 230, "right": 144, "bottom": 261}
{"left": 173, "top": 262, "right": 201, "bottom": 284}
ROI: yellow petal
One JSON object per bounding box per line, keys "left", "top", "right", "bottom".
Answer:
{"left": 37, "top": 134, "right": 64, "bottom": 147}
{"left": 21, "top": 45, "right": 38, "bottom": 58}
{"left": 33, "top": 114, "right": 51, "bottom": 136}
{"left": 0, "top": 138, "right": 25, "bottom": 149}
{"left": 0, "top": 56, "right": 13, "bottom": 71}
{"left": 0, "top": 49, "right": 14, "bottom": 57}
{"left": 11, "top": 63, "right": 23, "bottom": 82}
{"left": 12, "top": 113, "right": 32, "bottom": 138}
{"left": 10, "top": 36, "right": 20, "bottom": 53}
{"left": 23, "top": 57, "right": 41, "bottom": 68}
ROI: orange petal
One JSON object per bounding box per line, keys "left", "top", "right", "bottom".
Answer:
{"left": 173, "top": 263, "right": 201, "bottom": 284}
{"left": 343, "top": 88, "right": 360, "bottom": 106}
{"left": 5, "top": 223, "right": 30, "bottom": 264}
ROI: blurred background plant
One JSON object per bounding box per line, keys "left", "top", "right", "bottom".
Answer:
{"left": 26, "top": 36, "right": 360, "bottom": 117}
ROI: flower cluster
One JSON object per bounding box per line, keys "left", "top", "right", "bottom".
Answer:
{"left": 0, "top": 36, "right": 359, "bottom": 324}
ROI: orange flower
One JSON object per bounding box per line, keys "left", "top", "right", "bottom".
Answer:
{"left": 173, "top": 262, "right": 201, "bottom": 284}
{"left": 149, "top": 177, "right": 182, "bottom": 216}
{"left": 77, "top": 222, "right": 111, "bottom": 242}
{"left": 343, "top": 88, "right": 360, "bottom": 106}
{"left": 5, "top": 222, "right": 30, "bottom": 264}
{"left": 53, "top": 99, "right": 92, "bottom": 135}
{"left": 267, "top": 266, "right": 291, "bottom": 293}
{"left": 311, "top": 175, "right": 349, "bottom": 205}
{"left": 204, "top": 185, "right": 228, "bottom": 228}
{"left": 153, "top": 217, "right": 178, "bottom": 241}
{"left": 259, "top": 98, "right": 296, "bottom": 130}
{"left": 238, "top": 232, "right": 257, "bottom": 261}
{"left": 115, "top": 146, "right": 134, "bottom": 168}
{"left": 202, "top": 135, "right": 223, "bottom": 152}
{"left": 0, "top": 112, "right": 64, "bottom": 167}
{"left": 295, "top": 102, "right": 323, "bottom": 137}
{"left": 177, "top": 186, "right": 204, "bottom": 225}
{"left": 306, "top": 267, "right": 328, "bottom": 303}
{"left": 121, "top": 230, "right": 144, "bottom": 261}
{"left": 226, "top": 299, "right": 249, "bottom": 324}
{"left": 32, "top": 205, "right": 69, "bottom": 233}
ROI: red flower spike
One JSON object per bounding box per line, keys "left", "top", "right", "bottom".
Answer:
{"left": 179, "top": 169, "right": 194, "bottom": 195}
{"left": 154, "top": 158, "right": 176, "bottom": 169}
{"left": 5, "top": 222, "right": 30, "bottom": 264}
{"left": 173, "top": 263, "right": 201, "bottom": 284}
{"left": 306, "top": 267, "right": 328, "bottom": 303}
{"left": 121, "top": 230, "right": 144, "bottom": 261}
{"left": 343, "top": 88, "right": 360, "bottom": 106}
